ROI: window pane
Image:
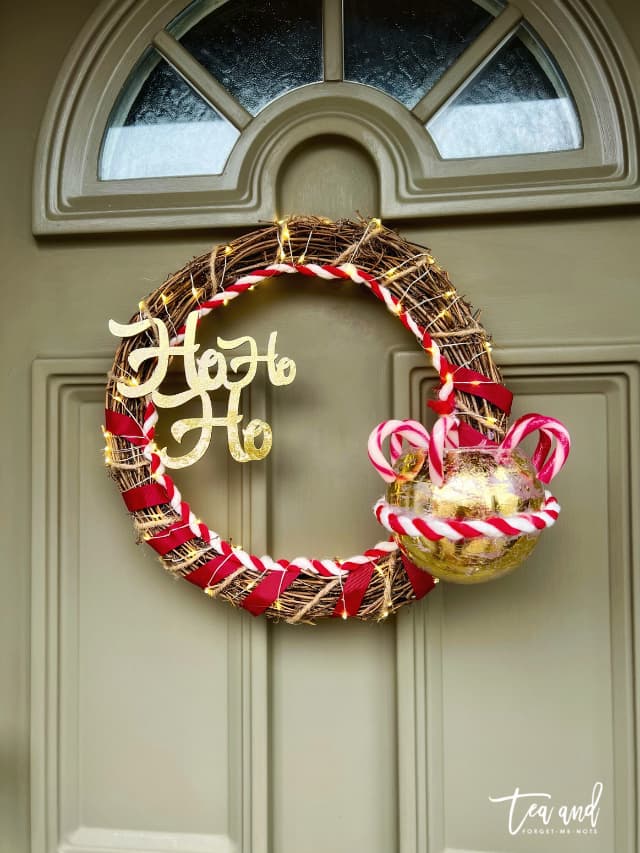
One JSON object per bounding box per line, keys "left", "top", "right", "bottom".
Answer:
{"left": 168, "top": 0, "right": 323, "bottom": 115}
{"left": 427, "top": 25, "right": 583, "bottom": 158}
{"left": 343, "top": 0, "right": 499, "bottom": 108}
{"left": 100, "top": 50, "right": 239, "bottom": 179}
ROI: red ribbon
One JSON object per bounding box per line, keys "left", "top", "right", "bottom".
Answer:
{"left": 184, "top": 553, "right": 242, "bottom": 589}
{"left": 122, "top": 483, "right": 168, "bottom": 511}
{"left": 332, "top": 561, "right": 376, "bottom": 618}
{"left": 242, "top": 566, "right": 300, "bottom": 616}
{"left": 146, "top": 520, "right": 197, "bottom": 556}
{"left": 104, "top": 409, "right": 147, "bottom": 445}
{"left": 402, "top": 555, "right": 437, "bottom": 599}
{"left": 448, "top": 365, "right": 513, "bottom": 414}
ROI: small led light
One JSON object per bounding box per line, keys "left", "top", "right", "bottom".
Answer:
{"left": 224, "top": 245, "right": 233, "bottom": 255}
{"left": 341, "top": 610, "right": 348, "bottom": 620}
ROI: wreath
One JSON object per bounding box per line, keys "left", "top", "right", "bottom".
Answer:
{"left": 104, "top": 216, "right": 570, "bottom": 623}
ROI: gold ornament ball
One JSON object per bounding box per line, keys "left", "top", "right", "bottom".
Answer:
{"left": 386, "top": 447, "right": 545, "bottom": 584}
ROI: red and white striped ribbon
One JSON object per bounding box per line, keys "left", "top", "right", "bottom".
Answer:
{"left": 373, "top": 491, "right": 561, "bottom": 541}
{"left": 168, "top": 262, "right": 456, "bottom": 406}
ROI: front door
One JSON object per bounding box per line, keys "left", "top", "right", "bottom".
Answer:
{"left": 3, "top": 2, "right": 640, "bottom": 853}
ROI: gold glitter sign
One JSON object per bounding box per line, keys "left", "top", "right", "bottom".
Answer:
{"left": 109, "top": 311, "right": 296, "bottom": 468}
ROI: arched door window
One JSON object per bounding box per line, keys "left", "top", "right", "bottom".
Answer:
{"left": 33, "top": 0, "right": 640, "bottom": 232}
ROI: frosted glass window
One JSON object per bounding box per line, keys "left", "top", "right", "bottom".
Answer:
{"left": 168, "top": 0, "right": 323, "bottom": 115}
{"left": 343, "top": 0, "right": 499, "bottom": 108}
{"left": 428, "top": 25, "right": 583, "bottom": 159}
{"left": 100, "top": 50, "right": 239, "bottom": 180}
{"left": 99, "top": 1, "right": 585, "bottom": 181}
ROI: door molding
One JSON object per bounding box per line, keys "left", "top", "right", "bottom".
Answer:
{"left": 32, "top": 0, "right": 640, "bottom": 234}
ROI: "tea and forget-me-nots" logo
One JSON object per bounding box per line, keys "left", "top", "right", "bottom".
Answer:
{"left": 489, "top": 782, "right": 603, "bottom": 837}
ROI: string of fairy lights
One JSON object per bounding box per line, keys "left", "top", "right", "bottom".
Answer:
{"left": 103, "top": 216, "right": 499, "bottom": 619}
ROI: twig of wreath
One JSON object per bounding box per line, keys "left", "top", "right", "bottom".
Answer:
{"left": 104, "top": 216, "right": 515, "bottom": 623}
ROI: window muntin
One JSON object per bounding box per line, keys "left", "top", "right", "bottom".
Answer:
{"left": 168, "top": 0, "right": 323, "bottom": 115}
{"left": 427, "top": 24, "right": 582, "bottom": 158}
{"left": 98, "top": 0, "right": 583, "bottom": 182}
{"left": 100, "top": 48, "right": 239, "bottom": 179}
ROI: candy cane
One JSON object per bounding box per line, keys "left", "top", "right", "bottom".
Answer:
{"left": 367, "top": 419, "right": 431, "bottom": 483}
{"left": 368, "top": 416, "right": 460, "bottom": 487}
{"left": 500, "top": 414, "right": 571, "bottom": 484}
{"left": 427, "top": 414, "right": 459, "bottom": 486}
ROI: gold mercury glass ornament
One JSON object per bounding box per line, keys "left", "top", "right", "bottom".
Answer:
{"left": 386, "top": 447, "right": 546, "bottom": 584}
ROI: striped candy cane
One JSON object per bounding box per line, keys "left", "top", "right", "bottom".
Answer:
{"left": 370, "top": 413, "right": 570, "bottom": 490}
{"left": 368, "top": 419, "right": 431, "bottom": 482}
{"left": 500, "top": 414, "right": 571, "bottom": 484}
{"left": 368, "top": 415, "right": 460, "bottom": 487}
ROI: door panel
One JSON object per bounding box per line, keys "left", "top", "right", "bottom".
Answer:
{"left": 32, "top": 364, "right": 269, "bottom": 852}
{"left": 393, "top": 352, "right": 638, "bottom": 852}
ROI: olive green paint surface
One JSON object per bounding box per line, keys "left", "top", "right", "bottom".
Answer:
{"left": 1, "top": 2, "right": 640, "bottom": 852}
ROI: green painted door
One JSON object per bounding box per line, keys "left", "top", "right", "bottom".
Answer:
{"left": 2, "top": 2, "right": 640, "bottom": 853}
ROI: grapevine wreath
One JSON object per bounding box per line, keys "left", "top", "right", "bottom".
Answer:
{"left": 105, "top": 216, "right": 570, "bottom": 623}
